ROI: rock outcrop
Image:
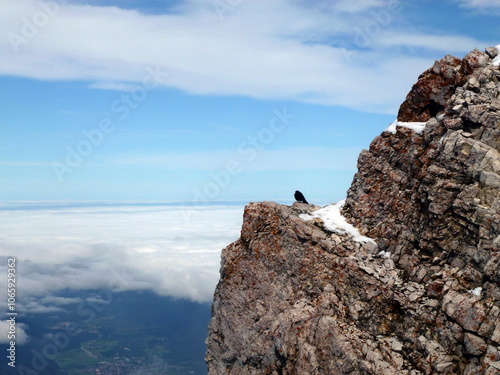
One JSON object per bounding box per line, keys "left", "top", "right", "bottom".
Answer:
{"left": 206, "top": 47, "right": 500, "bottom": 374}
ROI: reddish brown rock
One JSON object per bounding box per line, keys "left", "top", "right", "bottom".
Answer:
{"left": 342, "top": 45, "right": 500, "bottom": 373}
{"left": 426, "top": 279, "right": 444, "bottom": 299}
{"left": 396, "top": 49, "right": 491, "bottom": 122}
{"left": 207, "top": 46, "right": 500, "bottom": 375}
{"left": 397, "top": 54, "right": 461, "bottom": 122}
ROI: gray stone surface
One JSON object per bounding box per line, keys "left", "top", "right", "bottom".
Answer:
{"left": 206, "top": 47, "right": 500, "bottom": 374}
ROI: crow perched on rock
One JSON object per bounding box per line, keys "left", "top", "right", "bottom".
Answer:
{"left": 294, "top": 190, "right": 308, "bottom": 204}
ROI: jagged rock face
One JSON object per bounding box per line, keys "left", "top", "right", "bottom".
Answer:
{"left": 397, "top": 49, "right": 491, "bottom": 122}
{"left": 206, "top": 202, "right": 413, "bottom": 374}
{"left": 343, "top": 48, "right": 500, "bottom": 373}
{"left": 206, "top": 47, "right": 500, "bottom": 375}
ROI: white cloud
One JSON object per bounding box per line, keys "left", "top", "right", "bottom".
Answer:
{"left": 377, "top": 33, "right": 492, "bottom": 53}
{"left": 0, "top": 161, "right": 53, "bottom": 167}
{"left": 0, "top": 204, "right": 244, "bottom": 306}
{"left": 0, "top": 0, "right": 490, "bottom": 113}
{"left": 455, "top": 0, "right": 500, "bottom": 8}
{"left": 0, "top": 321, "right": 29, "bottom": 345}
{"left": 107, "top": 146, "right": 361, "bottom": 171}
{"left": 334, "top": 0, "right": 387, "bottom": 13}
{"left": 87, "top": 81, "right": 141, "bottom": 91}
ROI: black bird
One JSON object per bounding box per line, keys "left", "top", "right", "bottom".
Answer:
{"left": 294, "top": 190, "right": 308, "bottom": 204}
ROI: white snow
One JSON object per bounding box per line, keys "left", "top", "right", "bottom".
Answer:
{"left": 492, "top": 44, "right": 500, "bottom": 66}
{"left": 468, "top": 287, "right": 482, "bottom": 297}
{"left": 378, "top": 250, "right": 391, "bottom": 259}
{"left": 385, "top": 120, "right": 427, "bottom": 135}
{"left": 299, "top": 200, "right": 376, "bottom": 244}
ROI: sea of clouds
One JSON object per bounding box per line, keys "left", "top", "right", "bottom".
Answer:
{"left": 0, "top": 203, "right": 244, "bottom": 319}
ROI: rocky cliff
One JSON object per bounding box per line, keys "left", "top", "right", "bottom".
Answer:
{"left": 206, "top": 46, "right": 500, "bottom": 374}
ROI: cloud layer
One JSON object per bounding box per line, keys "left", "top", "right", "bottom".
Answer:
{"left": 107, "top": 146, "right": 362, "bottom": 171}
{"left": 455, "top": 0, "right": 500, "bottom": 8}
{"left": 0, "top": 204, "right": 244, "bottom": 312}
{"left": 0, "top": 0, "right": 493, "bottom": 113}
{"left": 0, "top": 321, "right": 29, "bottom": 345}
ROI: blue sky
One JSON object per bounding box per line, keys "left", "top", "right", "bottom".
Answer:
{"left": 1, "top": 0, "right": 499, "bottom": 204}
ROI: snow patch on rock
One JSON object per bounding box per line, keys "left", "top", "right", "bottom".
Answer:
{"left": 385, "top": 120, "right": 427, "bottom": 135}
{"left": 300, "top": 200, "right": 376, "bottom": 244}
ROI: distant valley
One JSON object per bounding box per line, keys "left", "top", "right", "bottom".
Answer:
{"left": 1, "top": 291, "right": 210, "bottom": 375}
